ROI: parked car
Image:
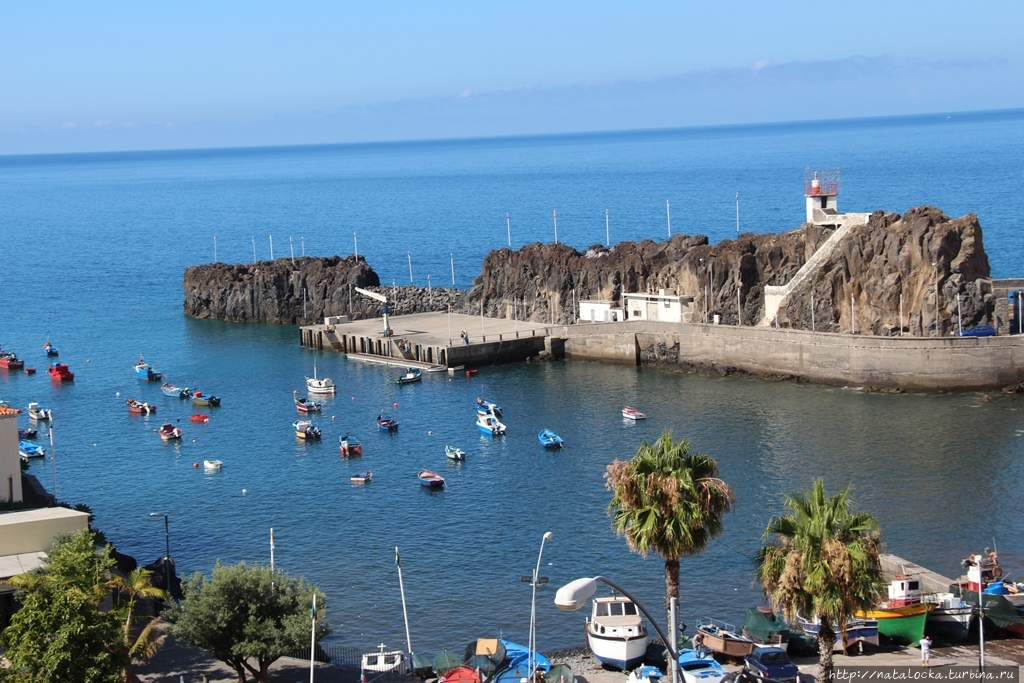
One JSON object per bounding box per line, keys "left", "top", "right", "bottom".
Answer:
{"left": 959, "top": 324, "right": 996, "bottom": 337}
{"left": 744, "top": 647, "right": 799, "bottom": 683}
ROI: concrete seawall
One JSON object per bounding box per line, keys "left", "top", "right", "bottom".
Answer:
{"left": 558, "top": 321, "right": 1024, "bottom": 391}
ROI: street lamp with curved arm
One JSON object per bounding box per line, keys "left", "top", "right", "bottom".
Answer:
{"left": 528, "top": 532, "right": 553, "bottom": 681}
{"left": 555, "top": 575, "right": 680, "bottom": 678}
{"left": 149, "top": 512, "right": 170, "bottom": 591}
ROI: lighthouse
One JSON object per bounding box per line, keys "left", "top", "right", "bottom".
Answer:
{"left": 805, "top": 168, "right": 840, "bottom": 223}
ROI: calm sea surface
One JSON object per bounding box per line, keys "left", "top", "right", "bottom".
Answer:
{"left": 1, "top": 110, "right": 1024, "bottom": 652}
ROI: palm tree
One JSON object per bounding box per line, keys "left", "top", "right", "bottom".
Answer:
{"left": 109, "top": 567, "right": 169, "bottom": 679}
{"left": 606, "top": 431, "right": 735, "bottom": 617}
{"left": 755, "top": 479, "right": 884, "bottom": 683}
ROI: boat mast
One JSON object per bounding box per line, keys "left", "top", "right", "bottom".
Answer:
{"left": 395, "top": 547, "right": 414, "bottom": 657}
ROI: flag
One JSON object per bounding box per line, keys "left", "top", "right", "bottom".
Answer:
{"left": 395, "top": 547, "right": 401, "bottom": 568}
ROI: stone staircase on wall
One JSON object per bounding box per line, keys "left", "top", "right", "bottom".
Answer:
{"left": 759, "top": 212, "right": 870, "bottom": 326}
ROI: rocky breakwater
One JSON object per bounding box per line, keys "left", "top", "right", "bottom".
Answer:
{"left": 469, "top": 206, "right": 993, "bottom": 335}
{"left": 184, "top": 256, "right": 466, "bottom": 324}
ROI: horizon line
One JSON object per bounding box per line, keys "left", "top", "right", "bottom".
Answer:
{"left": 2, "top": 106, "right": 1023, "bottom": 162}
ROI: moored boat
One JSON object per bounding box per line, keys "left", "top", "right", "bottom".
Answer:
{"left": 47, "top": 362, "right": 74, "bottom": 381}
{"left": 622, "top": 406, "right": 646, "bottom": 420}
{"left": 359, "top": 643, "right": 405, "bottom": 683}
{"left": 339, "top": 435, "right": 362, "bottom": 457}
{"left": 0, "top": 352, "right": 24, "bottom": 370}
{"left": 476, "top": 414, "right": 506, "bottom": 436}
{"left": 161, "top": 383, "right": 190, "bottom": 398}
{"left": 924, "top": 592, "right": 973, "bottom": 641}
{"left": 19, "top": 441, "right": 45, "bottom": 458}
{"left": 306, "top": 361, "right": 336, "bottom": 395}
{"left": 695, "top": 617, "right": 756, "bottom": 658}
{"left": 134, "top": 356, "right": 162, "bottom": 381}
{"left": 18, "top": 428, "right": 37, "bottom": 440}
{"left": 538, "top": 429, "right": 564, "bottom": 449}
{"left": 203, "top": 459, "right": 222, "bottom": 471}
{"left": 293, "top": 420, "right": 322, "bottom": 440}
{"left": 191, "top": 391, "right": 220, "bottom": 407}
{"left": 396, "top": 368, "right": 423, "bottom": 384}
{"left": 677, "top": 649, "right": 725, "bottom": 683}
{"left": 28, "top": 402, "right": 52, "bottom": 421}
{"left": 295, "top": 396, "right": 322, "bottom": 413}
{"left": 585, "top": 595, "right": 648, "bottom": 670}
{"left": 445, "top": 445, "right": 465, "bottom": 461}
{"left": 126, "top": 399, "right": 156, "bottom": 415}
{"left": 627, "top": 666, "right": 663, "bottom": 683}
{"left": 475, "top": 397, "right": 502, "bottom": 416}
{"left": 418, "top": 469, "right": 445, "bottom": 488}
{"left": 854, "top": 576, "right": 933, "bottom": 645}
{"left": 190, "top": 414, "right": 209, "bottom": 423}
{"left": 159, "top": 423, "right": 183, "bottom": 440}
{"left": 795, "top": 615, "right": 879, "bottom": 652}
{"left": 350, "top": 470, "right": 372, "bottom": 484}
{"left": 377, "top": 414, "right": 398, "bottom": 431}
{"left": 43, "top": 341, "right": 58, "bottom": 357}
{"left": 437, "top": 664, "right": 480, "bottom": 683}
{"left": 490, "top": 640, "right": 549, "bottom": 683}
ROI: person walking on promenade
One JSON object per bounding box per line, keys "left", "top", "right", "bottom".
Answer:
{"left": 920, "top": 634, "right": 932, "bottom": 666}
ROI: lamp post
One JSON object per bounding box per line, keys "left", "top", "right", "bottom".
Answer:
{"left": 555, "top": 576, "right": 680, "bottom": 680}
{"left": 149, "top": 512, "right": 170, "bottom": 591}
{"left": 522, "top": 532, "right": 553, "bottom": 682}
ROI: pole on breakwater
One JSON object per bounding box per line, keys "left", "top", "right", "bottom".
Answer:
{"left": 354, "top": 232, "right": 358, "bottom": 259}
{"left": 251, "top": 236, "right": 256, "bottom": 263}
{"left": 666, "top": 200, "right": 671, "bottom": 237}
{"left": 290, "top": 236, "right": 295, "bottom": 264}
{"left": 450, "top": 253, "right": 455, "bottom": 286}
{"left": 553, "top": 210, "right": 558, "bottom": 244}
{"left": 270, "top": 235, "right": 274, "bottom": 260}
{"left": 507, "top": 213, "right": 511, "bottom": 247}
{"left": 736, "top": 192, "right": 740, "bottom": 236}
{"left": 301, "top": 236, "right": 305, "bottom": 257}
{"left": 270, "top": 528, "right": 275, "bottom": 573}
{"left": 605, "top": 209, "right": 610, "bottom": 246}
{"left": 408, "top": 253, "right": 413, "bottom": 283}
{"left": 395, "top": 548, "right": 413, "bottom": 658}
{"left": 214, "top": 235, "right": 217, "bottom": 262}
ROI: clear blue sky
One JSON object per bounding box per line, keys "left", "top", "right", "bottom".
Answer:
{"left": 2, "top": 1, "right": 1022, "bottom": 153}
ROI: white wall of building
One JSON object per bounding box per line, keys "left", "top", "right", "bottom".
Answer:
{"left": 0, "top": 508, "right": 90, "bottom": 556}
{"left": 0, "top": 410, "right": 22, "bottom": 504}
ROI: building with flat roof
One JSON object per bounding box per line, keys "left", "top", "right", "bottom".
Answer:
{"left": 0, "top": 407, "right": 22, "bottom": 504}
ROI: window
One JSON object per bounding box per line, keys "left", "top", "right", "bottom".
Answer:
{"left": 623, "top": 603, "right": 638, "bottom": 615}
{"left": 596, "top": 603, "right": 610, "bottom": 617}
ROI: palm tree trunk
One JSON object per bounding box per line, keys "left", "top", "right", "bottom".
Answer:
{"left": 817, "top": 615, "right": 837, "bottom": 683}
{"left": 664, "top": 557, "right": 680, "bottom": 624}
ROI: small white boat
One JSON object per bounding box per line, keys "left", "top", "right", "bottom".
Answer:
{"left": 445, "top": 445, "right": 466, "bottom": 461}
{"left": 159, "top": 423, "right": 183, "bottom": 441}
{"left": 627, "top": 666, "right": 663, "bottom": 683}
{"left": 476, "top": 414, "right": 506, "bottom": 436}
{"left": 27, "top": 402, "right": 52, "bottom": 421}
{"left": 351, "top": 470, "right": 372, "bottom": 484}
{"left": 203, "top": 459, "right": 223, "bottom": 471}
{"left": 361, "top": 644, "right": 407, "bottom": 680}
{"left": 586, "top": 595, "right": 648, "bottom": 670}
{"left": 622, "top": 406, "right": 646, "bottom": 421}
{"left": 305, "top": 361, "right": 336, "bottom": 395}
{"left": 293, "top": 420, "right": 322, "bottom": 440}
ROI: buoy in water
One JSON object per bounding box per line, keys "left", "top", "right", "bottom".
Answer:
{"left": 115, "top": 391, "right": 120, "bottom": 397}
{"left": 87, "top": 359, "right": 91, "bottom": 363}
{"left": 242, "top": 489, "right": 248, "bottom": 495}
{"left": 193, "top": 462, "right": 198, "bottom": 468}
{"left": 393, "top": 402, "right": 398, "bottom": 409}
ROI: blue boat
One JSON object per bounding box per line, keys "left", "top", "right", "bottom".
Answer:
{"left": 490, "top": 641, "right": 549, "bottom": 683}
{"left": 43, "top": 342, "right": 58, "bottom": 357}
{"left": 627, "top": 666, "right": 664, "bottom": 683}
{"left": 476, "top": 397, "right": 502, "bottom": 416}
{"left": 396, "top": 368, "right": 422, "bottom": 385}
{"left": 134, "top": 356, "right": 162, "bottom": 381}
{"left": 377, "top": 414, "right": 399, "bottom": 431}
{"left": 677, "top": 649, "right": 726, "bottom": 683}
{"left": 538, "top": 429, "right": 563, "bottom": 449}
{"left": 19, "top": 441, "right": 45, "bottom": 459}
{"left": 161, "top": 382, "right": 190, "bottom": 398}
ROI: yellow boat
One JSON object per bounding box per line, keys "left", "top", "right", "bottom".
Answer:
{"left": 855, "top": 577, "right": 934, "bottom": 644}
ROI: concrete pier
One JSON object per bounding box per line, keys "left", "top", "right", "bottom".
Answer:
{"left": 880, "top": 553, "right": 956, "bottom": 593}
{"left": 300, "top": 312, "right": 555, "bottom": 367}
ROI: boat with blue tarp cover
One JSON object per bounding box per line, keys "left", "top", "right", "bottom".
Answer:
{"left": 489, "top": 640, "right": 549, "bottom": 683}
{"left": 538, "top": 429, "right": 563, "bottom": 449}
{"left": 677, "top": 649, "right": 725, "bottom": 683}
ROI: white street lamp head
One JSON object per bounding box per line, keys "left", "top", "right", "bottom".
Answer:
{"left": 554, "top": 576, "right": 598, "bottom": 611}
{"left": 543, "top": 531, "right": 553, "bottom": 541}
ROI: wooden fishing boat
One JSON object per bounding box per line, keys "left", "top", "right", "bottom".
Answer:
{"left": 538, "top": 429, "right": 564, "bottom": 449}
{"left": 294, "top": 396, "right": 322, "bottom": 413}
{"left": 43, "top": 341, "right": 58, "bottom": 357}
{"left": 854, "top": 576, "right": 934, "bottom": 644}
{"left": 190, "top": 414, "right": 209, "bottom": 423}
{"left": 417, "top": 469, "right": 445, "bottom": 488}
{"left": 46, "top": 362, "right": 74, "bottom": 382}
{"left": 695, "top": 618, "right": 756, "bottom": 658}
{"left": 622, "top": 406, "right": 646, "bottom": 421}
{"left": 159, "top": 423, "right": 183, "bottom": 440}
{"left": 475, "top": 397, "right": 502, "bottom": 416}
{"left": 134, "top": 356, "right": 162, "bottom": 381}
{"left": 203, "top": 459, "right": 223, "bottom": 471}
{"left": 126, "top": 399, "right": 156, "bottom": 415}
{"left": 437, "top": 665, "right": 481, "bottom": 683}
{"left": 377, "top": 414, "right": 398, "bottom": 431}
{"left": 305, "top": 361, "right": 336, "bottom": 395}
{"left": 191, "top": 391, "right": 220, "bottom": 407}
{"left": 161, "top": 382, "right": 190, "bottom": 398}
{"left": 27, "top": 402, "right": 52, "bottom": 421}
{"left": 18, "top": 428, "right": 38, "bottom": 440}
{"left": 445, "top": 445, "right": 465, "bottom": 461}
{"left": 0, "top": 352, "right": 25, "bottom": 370}
{"left": 351, "top": 470, "right": 372, "bottom": 484}
{"left": 396, "top": 368, "right": 422, "bottom": 385}
{"left": 293, "top": 420, "right": 321, "bottom": 440}
{"left": 339, "top": 435, "right": 362, "bottom": 457}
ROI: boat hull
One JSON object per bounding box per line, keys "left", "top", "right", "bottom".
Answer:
{"left": 586, "top": 629, "right": 648, "bottom": 671}
{"left": 856, "top": 604, "right": 931, "bottom": 645}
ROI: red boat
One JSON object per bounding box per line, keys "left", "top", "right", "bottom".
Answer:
{"left": 159, "top": 423, "right": 183, "bottom": 440}
{"left": 0, "top": 353, "right": 24, "bottom": 370}
{"left": 417, "top": 469, "right": 446, "bottom": 489}
{"left": 190, "top": 414, "right": 209, "bottom": 423}
{"left": 339, "top": 435, "right": 362, "bottom": 457}
{"left": 48, "top": 362, "right": 74, "bottom": 382}
{"left": 126, "top": 399, "right": 156, "bottom": 415}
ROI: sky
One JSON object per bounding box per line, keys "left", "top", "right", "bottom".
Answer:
{"left": 2, "top": 1, "right": 1023, "bottom": 154}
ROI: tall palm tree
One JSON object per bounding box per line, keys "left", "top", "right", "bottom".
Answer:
{"left": 109, "top": 567, "right": 169, "bottom": 679}
{"left": 755, "top": 479, "right": 884, "bottom": 683}
{"left": 606, "top": 431, "right": 735, "bottom": 617}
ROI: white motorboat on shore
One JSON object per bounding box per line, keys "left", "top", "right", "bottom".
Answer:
{"left": 360, "top": 644, "right": 408, "bottom": 683}
{"left": 586, "top": 595, "right": 648, "bottom": 671}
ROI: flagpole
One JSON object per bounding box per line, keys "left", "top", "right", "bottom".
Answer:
{"left": 270, "top": 528, "right": 275, "bottom": 573}
{"left": 309, "top": 592, "right": 317, "bottom": 683}
{"left": 396, "top": 547, "right": 413, "bottom": 656}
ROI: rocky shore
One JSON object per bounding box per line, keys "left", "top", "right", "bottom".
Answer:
{"left": 184, "top": 206, "right": 994, "bottom": 337}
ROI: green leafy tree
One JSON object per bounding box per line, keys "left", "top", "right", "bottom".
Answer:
{"left": 0, "top": 529, "right": 128, "bottom": 683}
{"left": 755, "top": 479, "right": 885, "bottom": 683}
{"left": 605, "top": 431, "right": 735, "bottom": 617}
{"left": 109, "top": 567, "right": 169, "bottom": 679}
{"left": 166, "top": 561, "right": 329, "bottom": 683}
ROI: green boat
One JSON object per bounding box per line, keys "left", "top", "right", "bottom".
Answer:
{"left": 855, "top": 576, "right": 933, "bottom": 645}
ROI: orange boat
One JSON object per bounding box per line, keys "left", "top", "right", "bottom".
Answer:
{"left": 48, "top": 362, "right": 74, "bottom": 382}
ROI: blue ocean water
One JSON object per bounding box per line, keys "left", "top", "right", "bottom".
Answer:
{"left": 1, "top": 110, "right": 1023, "bottom": 653}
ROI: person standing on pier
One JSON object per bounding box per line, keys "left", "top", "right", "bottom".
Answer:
{"left": 462, "top": 330, "right": 469, "bottom": 344}
{"left": 920, "top": 634, "right": 931, "bottom": 666}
